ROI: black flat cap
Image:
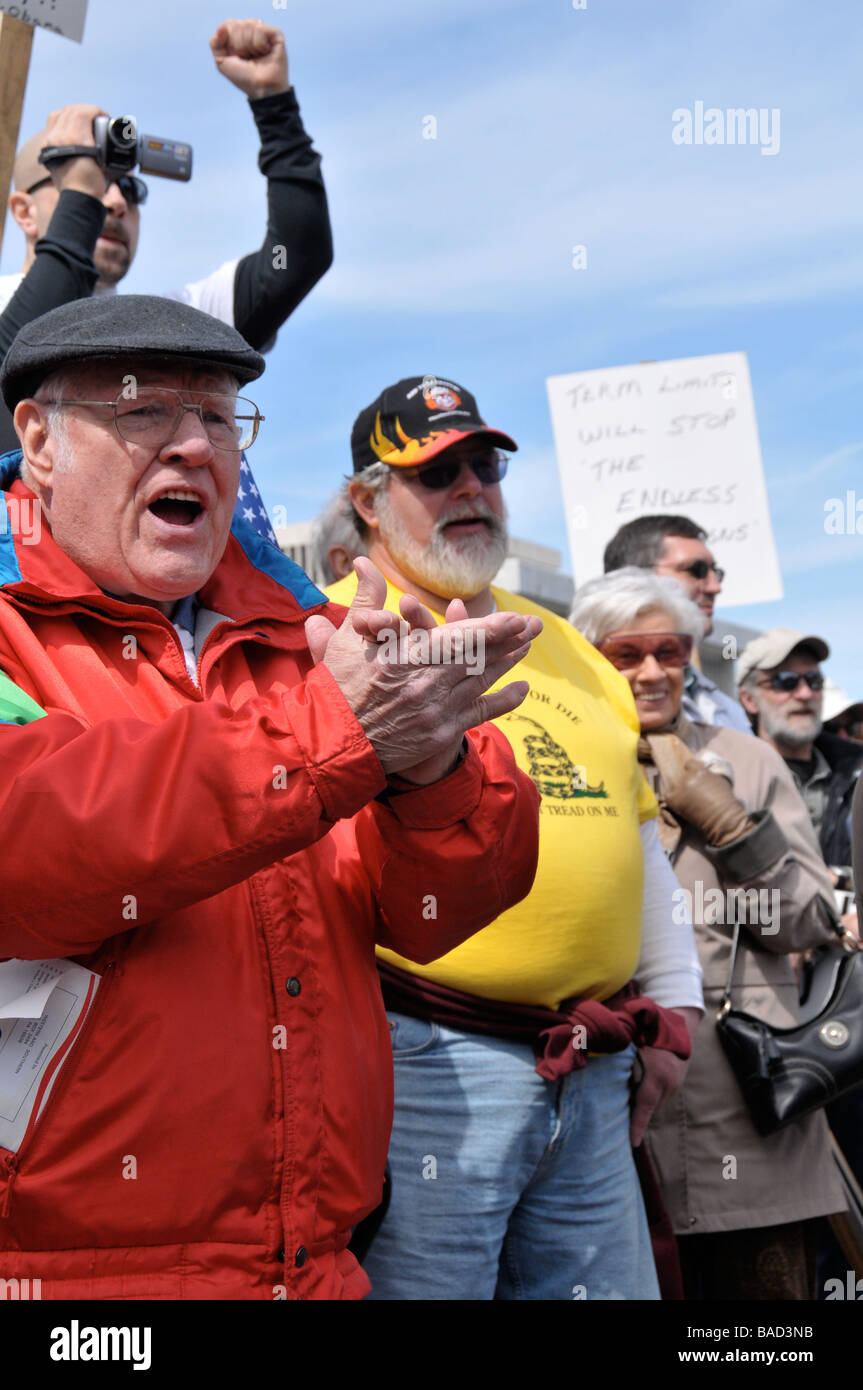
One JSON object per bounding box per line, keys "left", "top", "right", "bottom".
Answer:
{"left": 0, "top": 294, "right": 265, "bottom": 409}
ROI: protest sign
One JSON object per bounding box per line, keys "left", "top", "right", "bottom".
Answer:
{"left": 546, "top": 351, "right": 782, "bottom": 607}
{"left": 0, "top": 0, "right": 87, "bottom": 42}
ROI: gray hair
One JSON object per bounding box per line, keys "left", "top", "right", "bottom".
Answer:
{"left": 310, "top": 483, "right": 367, "bottom": 586}
{"left": 17, "top": 369, "right": 74, "bottom": 485}
{"left": 33, "top": 367, "right": 75, "bottom": 415}
{"left": 348, "top": 460, "right": 391, "bottom": 541}
{"left": 569, "top": 566, "right": 707, "bottom": 645}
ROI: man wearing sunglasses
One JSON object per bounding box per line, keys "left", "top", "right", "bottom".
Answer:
{"left": 604, "top": 513, "right": 751, "bottom": 735}
{"left": 739, "top": 633, "right": 863, "bottom": 1295}
{"left": 738, "top": 629, "right": 862, "bottom": 871}
{"left": 325, "top": 376, "right": 703, "bottom": 1301}
{"left": 0, "top": 19, "right": 333, "bottom": 466}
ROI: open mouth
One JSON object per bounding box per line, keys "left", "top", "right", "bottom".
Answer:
{"left": 147, "top": 490, "right": 204, "bottom": 528}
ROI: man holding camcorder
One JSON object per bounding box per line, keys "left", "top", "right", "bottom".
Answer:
{"left": 0, "top": 18, "right": 332, "bottom": 456}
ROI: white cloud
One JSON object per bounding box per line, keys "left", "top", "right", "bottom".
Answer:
{"left": 780, "top": 536, "right": 863, "bottom": 577}
{"left": 771, "top": 442, "right": 863, "bottom": 490}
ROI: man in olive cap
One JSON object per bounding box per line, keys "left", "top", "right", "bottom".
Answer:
{"left": 737, "top": 627, "right": 861, "bottom": 868}
{"left": 740, "top": 633, "right": 863, "bottom": 1295}
{"left": 0, "top": 298, "right": 541, "bottom": 1300}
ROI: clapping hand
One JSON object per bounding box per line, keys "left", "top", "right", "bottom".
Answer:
{"left": 304, "top": 558, "right": 542, "bottom": 785}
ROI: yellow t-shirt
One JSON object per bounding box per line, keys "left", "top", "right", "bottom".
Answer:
{"left": 326, "top": 575, "right": 657, "bottom": 1009}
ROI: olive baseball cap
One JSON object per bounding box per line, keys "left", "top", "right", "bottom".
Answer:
{"left": 736, "top": 627, "right": 830, "bottom": 686}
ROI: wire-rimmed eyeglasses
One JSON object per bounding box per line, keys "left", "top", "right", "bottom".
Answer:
{"left": 43, "top": 386, "right": 264, "bottom": 452}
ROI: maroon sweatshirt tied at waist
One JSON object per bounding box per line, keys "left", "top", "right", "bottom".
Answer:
{"left": 377, "top": 961, "right": 691, "bottom": 1082}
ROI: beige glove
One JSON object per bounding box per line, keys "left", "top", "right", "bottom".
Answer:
{"left": 646, "top": 733, "right": 754, "bottom": 847}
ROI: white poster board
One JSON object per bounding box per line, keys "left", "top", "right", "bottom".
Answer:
{"left": 0, "top": 0, "right": 87, "bottom": 42}
{"left": 546, "top": 351, "right": 782, "bottom": 607}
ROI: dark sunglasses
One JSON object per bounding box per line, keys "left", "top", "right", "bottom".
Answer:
{"left": 596, "top": 632, "right": 693, "bottom": 671}
{"left": 397, "top": 450, "right": 508, "bottom": 491}
{"left": 26, "top": 172, "right": 148, "bottom": 206}
{"left": 679, "top": 559, "right": 725, "bottom": 583}
{"left": 758, "top": 670, "right": 824, "bottom": 694}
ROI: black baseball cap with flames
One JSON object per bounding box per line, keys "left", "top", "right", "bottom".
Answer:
{"left": 351, "top": 376, "right": 517, "bottom": 473}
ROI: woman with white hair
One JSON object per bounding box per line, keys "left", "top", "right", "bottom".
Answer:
{"left": 570, "top": 567, "right": 846, "bottom": 1300}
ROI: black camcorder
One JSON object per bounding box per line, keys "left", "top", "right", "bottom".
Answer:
{"left": 92, "top": 116, "right": 192, "bottom": 182}
{"left": 38, "top": 116, "right": 192, "bottom": 183}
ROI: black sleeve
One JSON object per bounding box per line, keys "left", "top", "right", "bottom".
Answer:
{"left": 0, "top": 192, "right": 106, "bottom": 359}
{"left": 0, "top": 192, "right": 106, "bottom": 452}
{"left": 232, "top": 87, "right": 333, "bottom": 350}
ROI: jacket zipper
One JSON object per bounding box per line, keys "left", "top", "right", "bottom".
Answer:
{"left": 0, "top": 959, "right": 117, "bottom": 1220}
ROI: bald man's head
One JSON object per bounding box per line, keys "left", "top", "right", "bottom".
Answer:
{"left": 9, "top": 122, "right": 141, "bottom": 288}
{"left": 13, "top": 128, "right": 53, "bottom": 192}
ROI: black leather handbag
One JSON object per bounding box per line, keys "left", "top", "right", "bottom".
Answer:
{"left": 715, "top": 923, "right": 863, "bottom": 1136}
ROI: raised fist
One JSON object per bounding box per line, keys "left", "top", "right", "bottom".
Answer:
{"left": 210, "top": 19, "right": 290, "bottom": 100}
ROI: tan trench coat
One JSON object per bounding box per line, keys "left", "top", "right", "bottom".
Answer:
{"left": 642, "top": 722, "right": 846, "bottom": 1234}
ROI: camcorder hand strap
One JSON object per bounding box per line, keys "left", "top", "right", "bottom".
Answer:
{"left": 38, "top": 145, "right": 103, "bottom": 170}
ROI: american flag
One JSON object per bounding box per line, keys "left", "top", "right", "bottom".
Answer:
{"left": 233, "top": 453, "right": 278, "bottom": 546}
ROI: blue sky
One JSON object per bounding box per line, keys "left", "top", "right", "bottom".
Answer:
{"left": 3, "top": 0, "right": 862, "bottom": 692}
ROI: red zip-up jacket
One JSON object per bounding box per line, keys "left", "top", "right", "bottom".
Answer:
{"left": 0, "top": 478, "right": 540, "bottom": 1300}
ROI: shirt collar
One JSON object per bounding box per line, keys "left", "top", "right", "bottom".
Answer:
{"left": 171, "top": 592, "right": 200, "bottom": 634}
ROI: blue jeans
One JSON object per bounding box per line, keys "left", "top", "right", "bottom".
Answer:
{"left": 363, "top": 1012, "right": 660, "bottom": 1300}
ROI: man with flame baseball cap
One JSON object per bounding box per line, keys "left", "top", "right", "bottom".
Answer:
{"left": 325, "top": 372, "right": 703, "bottom": 1302}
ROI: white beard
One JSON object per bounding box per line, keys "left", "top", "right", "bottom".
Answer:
{"left": 758, "top": 699, "right": 822, "bottom": 751}
{"left": 376, "top": 490, "right": 508, "bottom": 601}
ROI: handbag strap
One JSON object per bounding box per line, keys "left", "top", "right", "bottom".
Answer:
{"left": 717, "top": 920, "right": 742, "bottom": 1019}
{"left": 717, "top": 909, "right": 861, "bottom": 1021}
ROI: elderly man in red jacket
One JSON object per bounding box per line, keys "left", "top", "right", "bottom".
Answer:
{"left": 0, "top": 296, "right": 541, "bottom": 1301}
